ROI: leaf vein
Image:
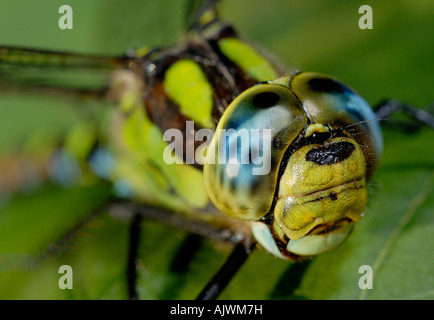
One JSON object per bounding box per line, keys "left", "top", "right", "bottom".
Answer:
{"left": 358, "top": 172, "right": 434, "bottom": 300}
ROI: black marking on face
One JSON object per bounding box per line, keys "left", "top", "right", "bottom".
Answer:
{"left": 329, "top": 191, "right": 338, "bottom": 201}
{"left": 252, "top": 92, "right": 280, "bottom": 109}
{"left": 308, "top": 77, "right": 347, "bottom": 94}
{"left": 306, "top": 131, "right": 332, "bottom": 145}
{"left": 305, "top": 141, "right": 355, "bottom": 165}
{"left": 303, "top": 191, "right": 339, "bottom": 204}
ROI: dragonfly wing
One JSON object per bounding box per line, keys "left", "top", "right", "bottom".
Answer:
{"left": 0, "top": 46, "right": 132, "bottom": 99}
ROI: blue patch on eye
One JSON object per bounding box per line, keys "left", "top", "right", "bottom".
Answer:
{"left": 341, "top": 92, "right": 383, "bottom": 155}
{"left": 223, "top": 104, "right": 259, "bottom": 131}
{"left": 224, "top": 112, "right": 246, "bottom": 130}
{"left": 345, "top": 99, "right": 366, "bottom": 123}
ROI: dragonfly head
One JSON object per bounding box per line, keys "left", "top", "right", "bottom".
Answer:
{"left": 204, "top": 72, "right": 383, "bottom": 259}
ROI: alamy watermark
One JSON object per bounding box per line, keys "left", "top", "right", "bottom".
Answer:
{"left": 162, "top": 121, "right": 272, "bottom": 175}
{"left": 359, "top": 5, "right": 373, "bottom": 30}
{"left": 358, "top": 265, "right": 373, "bottom": 290}
{"left": 58, "top": 4, "right": 373, "bottom": 31}
{"left": 58, "top": 265, "right": 73, "bottom": 289}
{"left": 58, "top": 5, "right": 73, "bottom": 30}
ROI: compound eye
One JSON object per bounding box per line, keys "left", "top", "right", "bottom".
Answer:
{"left": 204, "top": 84, "right": 307, "bottom": 220}
{"left": 291, "top": 72, "right": 383, "bottom": 178}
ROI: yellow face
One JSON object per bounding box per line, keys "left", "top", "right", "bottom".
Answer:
{"left": 274, "top": 134, "right": 367, "bottom": 241}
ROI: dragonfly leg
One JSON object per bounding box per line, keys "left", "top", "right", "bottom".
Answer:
{"left": 109, "top": 202, "right": 255, "bottom": 299}
{"left": 170, "top": 233, "right": 203, "bottom": 274}
{"left": 196, "top": 240, "right": 256, "bottom": 300}
{"left": 374, "top": 99, "right": 434, "bottom": 129}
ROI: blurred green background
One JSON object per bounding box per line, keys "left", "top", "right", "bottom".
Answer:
{"left": 0, "top": 0, "right": 433, "bottom": 299}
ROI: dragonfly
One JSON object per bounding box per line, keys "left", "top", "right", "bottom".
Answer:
{"left": 0, "top": 0, "right": 433, "bottom": 300}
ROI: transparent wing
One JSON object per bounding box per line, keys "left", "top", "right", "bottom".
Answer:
{"left": 0, "top": 46, "right": 130, "bottom": 98}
